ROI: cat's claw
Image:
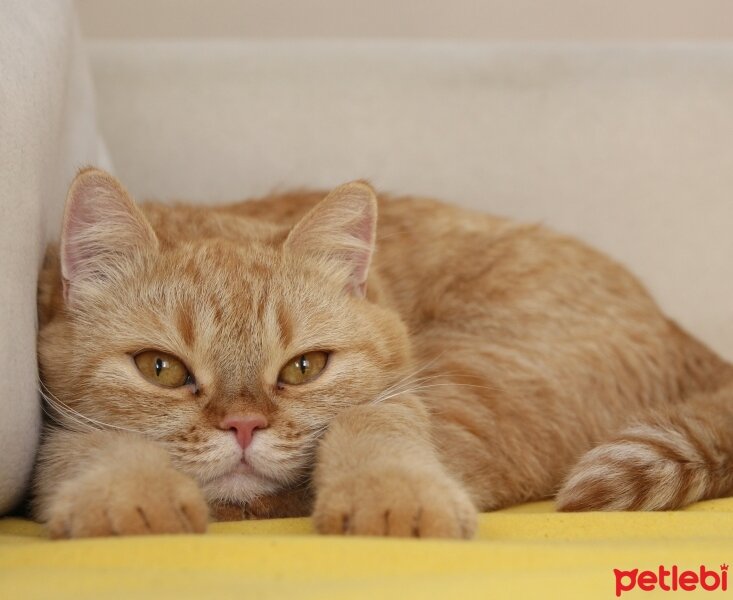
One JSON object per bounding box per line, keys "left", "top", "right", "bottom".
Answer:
{"left": 313, "top": 466, "right": 477, "bottom": 539}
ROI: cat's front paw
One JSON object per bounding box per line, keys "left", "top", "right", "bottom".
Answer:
{"left": 313, "top": 466, "right": 477, "bottom": 538}
{"left": 46, "top": 454, "right": 208, "bottom": 538}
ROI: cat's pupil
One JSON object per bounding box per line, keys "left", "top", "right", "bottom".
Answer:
{"left": 299, "top": 355, "right": 309, "bottom": 374}
{"left": 155, "top": 358, "right": 163, "bottom": 377}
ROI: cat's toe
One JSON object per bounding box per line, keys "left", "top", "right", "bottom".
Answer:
{"left": 46, "top": 499, "right": 110, "bottom": 539}
{"left": 108, "top": 473, "right": 208, "bottom": 535}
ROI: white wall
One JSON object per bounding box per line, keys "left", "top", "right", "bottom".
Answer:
{"left": 77, "top": 0, "right": 733, "bottom": 40}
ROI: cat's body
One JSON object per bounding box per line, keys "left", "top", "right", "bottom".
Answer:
{"left": 34, "top": 169, "right": 733, "bottom": 538}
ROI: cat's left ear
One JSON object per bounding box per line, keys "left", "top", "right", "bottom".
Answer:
{"left": 60, "top": 167, "right": 159, "bottom": 305}
{"left": 284, "top": 181, "right": 377, "bottom": 297}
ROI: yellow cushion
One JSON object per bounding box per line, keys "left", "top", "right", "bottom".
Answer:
{"left": 2, "top": 499, "right": 733, "bottom": 598}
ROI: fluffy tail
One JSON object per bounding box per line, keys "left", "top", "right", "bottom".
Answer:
{"left": 556, "top": 380, "right": 733, "bottom": 511}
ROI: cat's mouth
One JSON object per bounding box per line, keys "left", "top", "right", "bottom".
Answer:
{"left": 219, "top": 454, "right": 278, "bottom": 485}
{"left": 191, "top": 436, "right": 291, "bottom": 504}
{"left": 197, "top": 454, "right": 280, "bottom": 502}
{"left": 233, "top": 457, "right": 256, "bottom": 476}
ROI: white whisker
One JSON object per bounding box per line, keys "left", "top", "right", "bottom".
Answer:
{"left": 38, "top": 379, "right": 144, "bottom": 435}
{"left": 371, "top": 380, "right": 503, "bottom": 405}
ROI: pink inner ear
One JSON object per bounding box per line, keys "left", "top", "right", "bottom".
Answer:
{"left": 60, "top": 170, "right": 156, "bottom": 303}
{"left": 62, "top": 202, "right": 97, "bottom": 283}
{"left": 346, "top": 207, "right": 376, "bottom": 297}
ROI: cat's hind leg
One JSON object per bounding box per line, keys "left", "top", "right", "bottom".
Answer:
{"left": 556, "top": 381, "right": 733, "bottom": 511}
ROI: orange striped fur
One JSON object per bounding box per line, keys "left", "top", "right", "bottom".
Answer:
{"left": 33, "top": 168, "right": 733, "bottom": 539}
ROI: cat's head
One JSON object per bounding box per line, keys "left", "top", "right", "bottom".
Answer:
{"left": 38, "top": 168, "right": 411, "bottom": 504}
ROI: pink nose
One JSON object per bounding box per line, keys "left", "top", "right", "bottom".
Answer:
{"left": 219, "top": 415, "right": 268, "bottom": 449}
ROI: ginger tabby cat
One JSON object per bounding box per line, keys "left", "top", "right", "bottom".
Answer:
{"left": 33, "top": 168, "right": 733, "bottom": 539}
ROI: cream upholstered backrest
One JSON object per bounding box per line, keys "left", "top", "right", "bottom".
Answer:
{"left": 90, "top": 41, "right": 733, "bottom": 360}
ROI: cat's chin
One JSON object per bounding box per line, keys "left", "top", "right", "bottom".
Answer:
{"left": 201, "top": 465, "right": 282, "bottom": 505}
{"left": 232, "top": 459, "right": 256, "bottom": 476}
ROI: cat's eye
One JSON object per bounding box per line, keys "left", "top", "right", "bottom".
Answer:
{"left": 278, "top": 351, "right": 329, "bottom": 385}
{"left": 134, "top": 350, "right": 192, "bottom": 388}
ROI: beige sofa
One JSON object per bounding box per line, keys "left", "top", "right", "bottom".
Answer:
{"left": 2, "top": 1, "right": 732, "bottom": 513}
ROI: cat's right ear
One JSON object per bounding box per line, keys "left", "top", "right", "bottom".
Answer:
{"left": 284, "top": 181, "right": 377, "bottom": 297}
{"left": 60, "top": 167, "right": 158, "bottom": 305}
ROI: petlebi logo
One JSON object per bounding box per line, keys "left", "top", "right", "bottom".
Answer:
{"left": 614, "top": 563, "right": 728, "bottom": 596}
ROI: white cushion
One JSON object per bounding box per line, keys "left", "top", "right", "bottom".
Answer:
{"left": 0, "top": 0, "right": 109, "bottom": 513}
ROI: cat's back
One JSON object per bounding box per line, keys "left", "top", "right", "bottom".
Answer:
{"left": 140, "top": 191, "right": 651, "bottom": 320}
{"left": 367, "top": 196, "right": 657, "bottom": 334}
{"left": 181, "top": 191, "right": 658, "bottom": 328}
